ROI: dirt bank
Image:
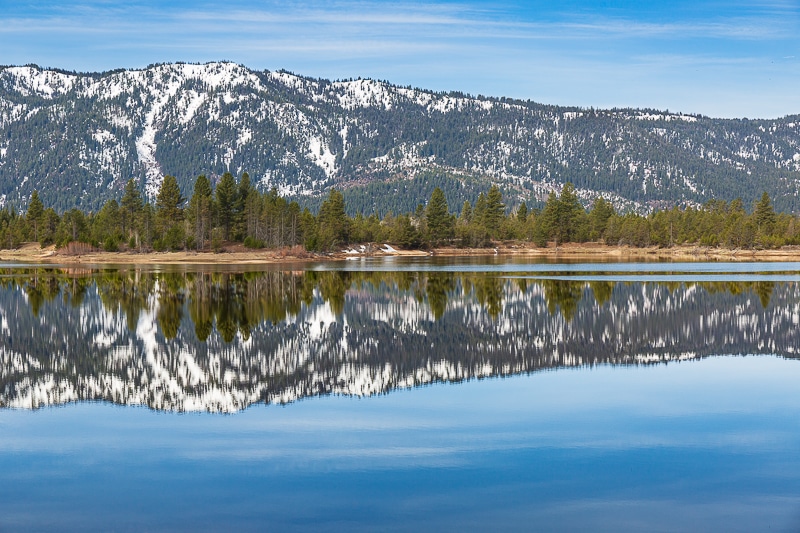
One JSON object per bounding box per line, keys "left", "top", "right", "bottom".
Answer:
{"left": 0, "top": 241, "right": 798, "bottom": 266}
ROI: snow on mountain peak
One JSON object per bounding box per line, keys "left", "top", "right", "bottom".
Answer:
{"left": 2, "top": 66, "right": 77, "bottom": 98}
{"left": 0, "top": 61, "right": 799, "bottom": 212}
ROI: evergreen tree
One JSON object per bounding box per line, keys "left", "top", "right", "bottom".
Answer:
{"left": 459, "top": 200, "right": 473, "bottom": 224}
{"left": 120, "top": 178, "right": 143, "bottom": 241}
{"left": 394, "top": 214, "right": 421, "bottom": 248}
{"left": 26, "top": 190, "right": 44, "bottom": 243}
{"left": 56, "top": 208, "right": 89, "bottom": 246}
{"left": 40, "top": 208, "right": 60, "bottom": 246}
{"left": 425, "top": 187, "right": 453, "bottom": 246}
{"left": 186, "top": 175, "right": 214, "bottom": 250}
{"left": 216, "top": 172, "right": 237, "bottom": 241}
{"left": 300, "top": 208, "right": 318, "bottom": 250}
{"left": 541, "top": 183, "right": 587, "bottom": 245}
{"left": 484, "top": 185, "right": 505, "bottom": 237}
{"left": 93, "top": 199, "right": 122, "bottom": 250}
{"left": 243, "top": 185, "right": 262, "bottom": 244}
{"left": 539, "top": 191, "right": 560, "bottom": 246}
{"left": 155, "top": 175, "right": 185, "bottom": 250}
{"left": 516, "top": 202, "right": 528, "bottom": 224}
{"left": 754, "top": 191, "right": 776, "bottom": 236}
{"left": 473, "top": 193, "right": 487, "bottom": 228}
{"left": 317, "top": 189, "right": 349, "bottom": 250}
{"left": 139, "top": 203, "right": 155, "bottom": 251}
{"left": 557, "top": 182, "right": 585, "bottom": 243}
{"left": 588, "top": 197, "right": 615, "bottom": 242}
{"left": 234, "top": 172, "right": 251, "bottom": 240}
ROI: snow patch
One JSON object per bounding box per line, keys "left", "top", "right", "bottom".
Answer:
{"left": 308, "top": 136, "right": 337, "bottom": 178}
{"left": 332, "top": 79, "right": 395, "bottom": 110}
{"left": 268, "top": 71, "right": 311, "bottom": 92}
{"left": 238, "top": 128, "right": 253, "bottom": 146}
{"left": 179, "top": 89, "right": 206, "bottom": 124}
{"left": 3, "top": 66, "right": 76, "bottom": 98}
{"left": 92, "top": 129, "right": 114, "bottom": 144}
{"left": 634, "top": 112, "right": 698, "bottom": 123}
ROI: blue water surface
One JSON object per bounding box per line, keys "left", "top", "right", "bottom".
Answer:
{"left": 2, "top": 356, "right": 800, "bottom": 532}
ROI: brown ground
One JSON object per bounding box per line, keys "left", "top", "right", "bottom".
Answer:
{"left": 1, "top": 241, "right": 799, "bottom": 266}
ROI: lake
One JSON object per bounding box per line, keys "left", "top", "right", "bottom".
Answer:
{"left": 1, "top": 259, "right": 800, "bottom": 531}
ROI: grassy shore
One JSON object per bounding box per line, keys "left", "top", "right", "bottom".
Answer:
{"left": 1, "top": 241, "right": 800, "bottom": 266}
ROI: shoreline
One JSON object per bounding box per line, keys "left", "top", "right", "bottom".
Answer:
{"left": 1, "top": 242, "right": 800, "bottom": 266}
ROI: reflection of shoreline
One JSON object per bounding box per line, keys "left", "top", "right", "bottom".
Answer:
{"left": 5, "top": 268, "right": 780, "bottom": 326}
{"left": 0, "top": 271, "right": 797, "bottom": 412}
{"left": 3, "top": 242, "right": 800, "bottom": 265}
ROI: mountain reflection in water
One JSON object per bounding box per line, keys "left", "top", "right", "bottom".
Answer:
{"left": 0, "top": 267, "right": 796, "bottom": 412}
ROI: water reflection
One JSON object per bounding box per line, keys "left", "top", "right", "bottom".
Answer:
{"left": 0, "top": 266, "right": 798, "bottom": 411}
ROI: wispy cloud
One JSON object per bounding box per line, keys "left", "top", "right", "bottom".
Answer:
{"left": 1, "top": 0, "right": 798, "bottom": 117}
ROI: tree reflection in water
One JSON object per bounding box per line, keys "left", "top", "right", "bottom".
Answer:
{"left": 0, "top": 266, "right": 781, "bottom": 339}
{"left": 0, "top": 266, "right": 797, "bottom": 412}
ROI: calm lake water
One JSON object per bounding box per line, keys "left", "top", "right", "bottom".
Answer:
{"left": 2, "top": 259, "right": 800, "bottom": 531}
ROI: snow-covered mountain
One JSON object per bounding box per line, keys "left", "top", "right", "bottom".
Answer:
{"left": 1, "top": 61, "right": 800, "bottom": 213}
{"left": 1, "top": 270, "right": 797, "bottom": 412}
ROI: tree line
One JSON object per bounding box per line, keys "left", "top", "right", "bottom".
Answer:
{"left": 0, "top": 172, "right": 796, "bottom": 252}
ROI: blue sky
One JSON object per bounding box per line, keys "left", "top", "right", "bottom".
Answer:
{"left": 1, "top": 0, "right": 798, "bottom": 118}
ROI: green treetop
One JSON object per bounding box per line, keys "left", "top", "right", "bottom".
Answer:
{"left": 754, "top": 191, "right": 776, "bottom": 235}
{"left": 120, "top": 178, "right": 143, "bottom": 240}
{"left": 317, "top": 189, "right": 350, "bottom": 250}
{"left": 26, "top": 190, "right": 44, "bottom": 242}
{"left": 187, "top": 175, "right": 213, "bottom": 250}
{"left": 155, "top": 175, "right": 185, "bottom": 250}
{"left": 484, "top": 185, "right": 505, "bottom": 237}
{"left": 425, "top": 187, "right": 453, "bottom": 246}
{"left": 216, "top": 172, "right": 237, "bottom": 241}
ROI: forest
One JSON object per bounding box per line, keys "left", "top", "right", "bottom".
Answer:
{"left": 0, "top": 171, "right": 795, "bottom": 253}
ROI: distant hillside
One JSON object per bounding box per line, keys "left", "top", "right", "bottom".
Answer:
{"left": 1, "top": 62, "right": 799, "bottom": 213}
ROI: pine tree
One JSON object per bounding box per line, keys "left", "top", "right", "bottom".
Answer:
{"left": 120, "top": 179, "right": 143, "bottom": 239}
{"left": 56, "top": 208, "right": 88, "bottom": 246}
{"left": 394, "top": 214, "right": 420, "bottom": 248}
{"left": 186, "top": 175, "right": 213, "bottom": 250}
{"left": 557, "top": 182, "right": 584, "bottom": 243}
{"left": 484, "top": 185, "right": 505, "bottom": 237}
{"left": 139, "top": 203, "right": 155, "bottom": 251}
{"left": 588, "top": 197, "right": 615, "bottom": 242}
{"left": 93, "top": 199, "right": 122, "bottom": 249}
{"left": 517, "top": 202, "right": 528, "bottom": 224}
{"left": 754, "top": 191, "right": 776, "bottom": 235}
{"left": 155, "top": 175, "right": 185, "bottom": 250}
{"left": 425, "top": 187, "right": 453, "bottom": 246}
{"left": 40, "top": 208, "right": 60, "bottom": 246}
{"left": 538, "top": 191, "right": 560, "bottom": 246}
{"left": 27, "top": 190, "right": 44, "bottom": 243}
{"left": 300, "top": 208, "right": 318, "bottom": 250}
{"left": 234, "top": 172, "right": 251, "bottom": 240}
{"left": 459, "top": 200, "right": 472, "bottom": 224}
{"left": 216, "top": 172, "right": 237, "bottom": 241}
{"left": 473, "top": 193, "right": 487, "bottom": 228}
{"left": 156, "top": 176, "right": 184, "bottom": 223}
{"left": 317, "top": 189, "right": 349, "bottom": 250}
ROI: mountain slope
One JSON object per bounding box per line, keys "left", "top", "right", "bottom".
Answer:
{"left": 1, "top": 62, "right": 799, "bottom": 213}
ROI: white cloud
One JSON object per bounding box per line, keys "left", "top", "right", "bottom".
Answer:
{"left": 0, "top": 1, "right": 798, "bottom": 118}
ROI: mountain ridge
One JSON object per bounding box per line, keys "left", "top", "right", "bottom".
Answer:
{"left": 1, "top": 61, "right": 799, "bottom": 213}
